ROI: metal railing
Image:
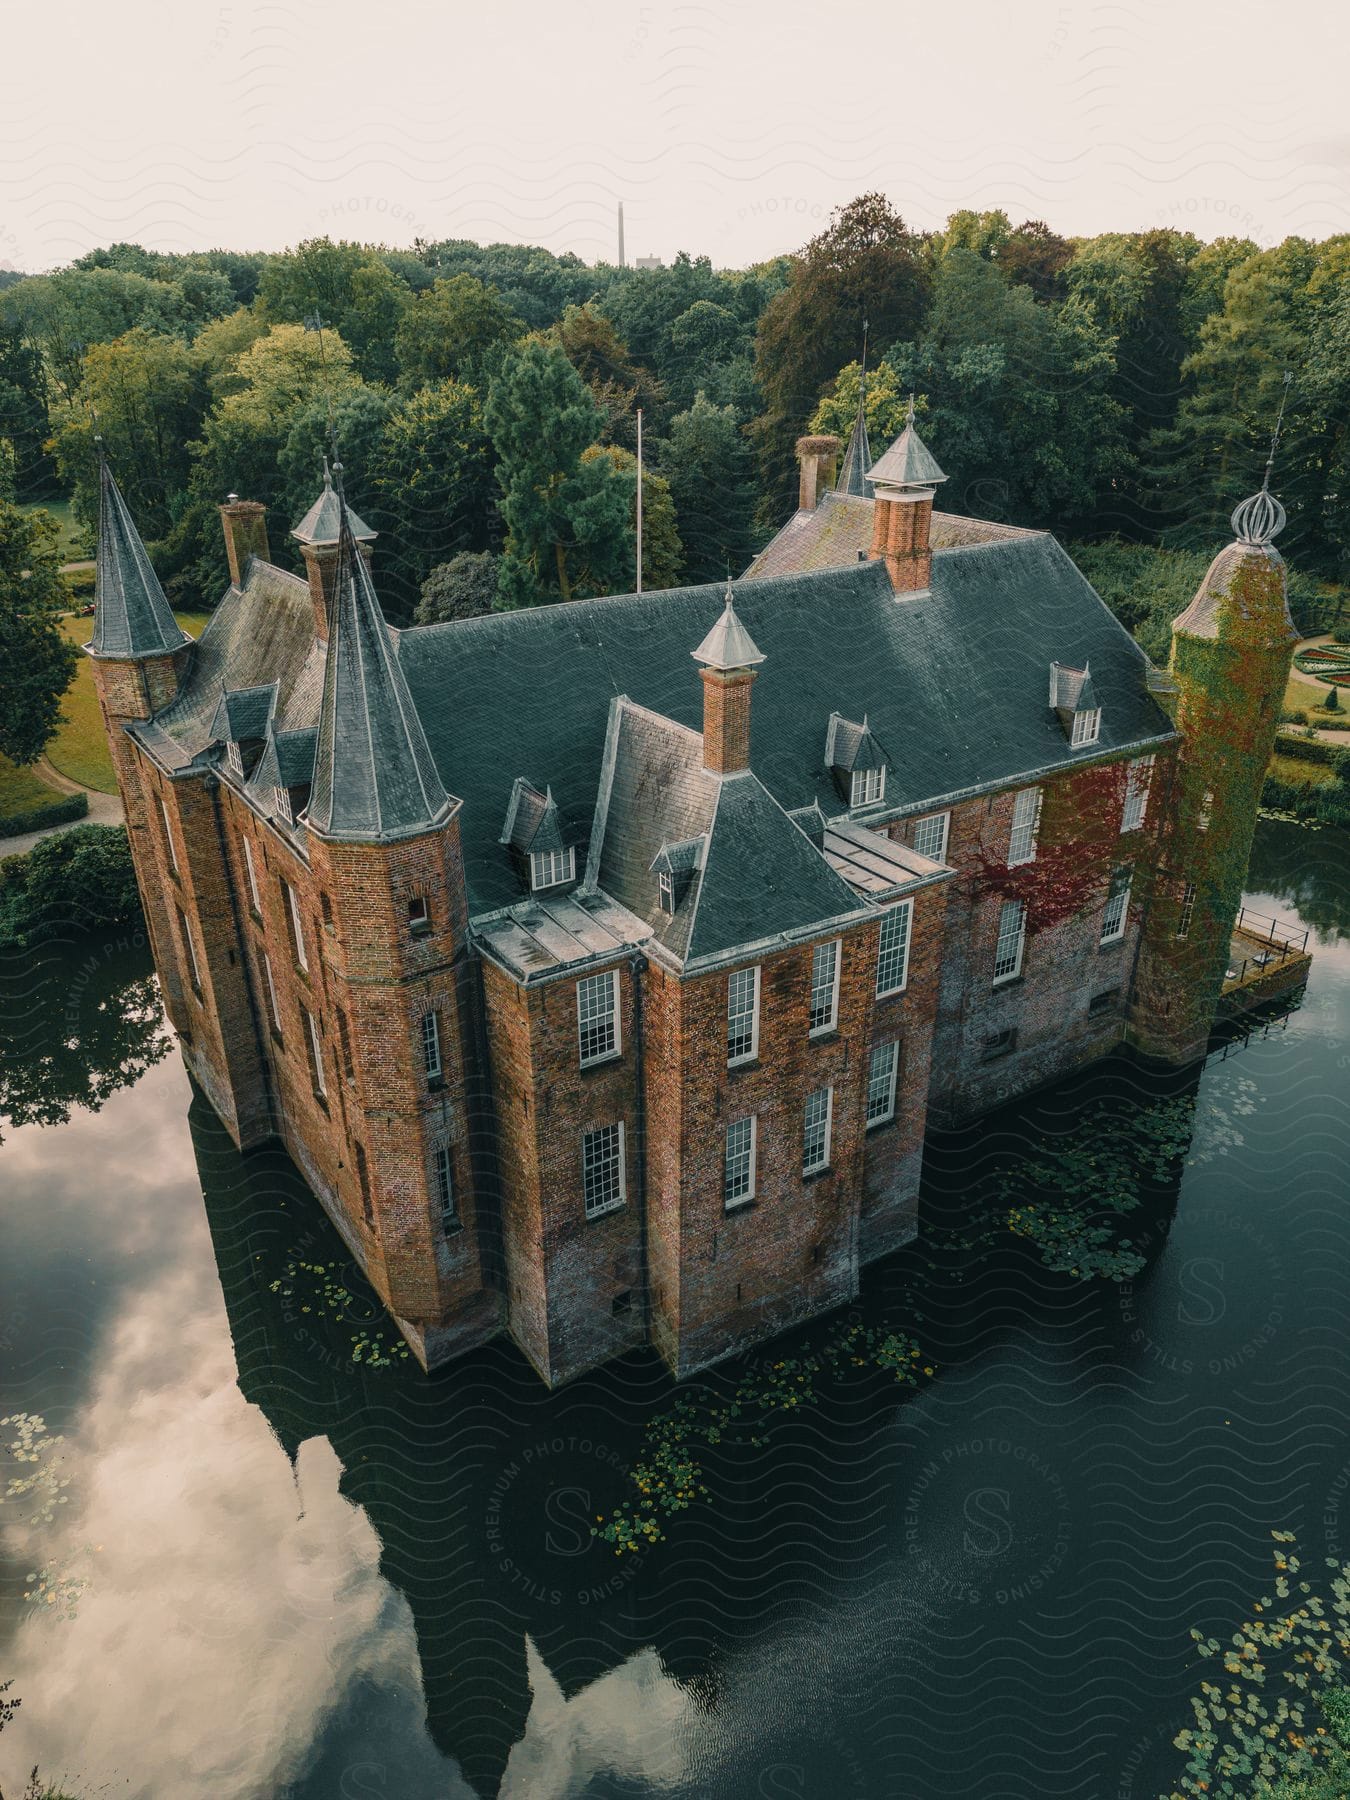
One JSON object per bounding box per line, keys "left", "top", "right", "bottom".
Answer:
{"left": 1223, "top": 906, "right": 1311, "bottom": 991}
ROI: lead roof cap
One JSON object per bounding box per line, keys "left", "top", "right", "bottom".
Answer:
{"left": 691, "top": 583, "right": 766, "bottom": 670}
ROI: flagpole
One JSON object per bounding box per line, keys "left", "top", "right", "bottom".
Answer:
{"left": 636, "top": 407, "right": 644, "bottom": 595}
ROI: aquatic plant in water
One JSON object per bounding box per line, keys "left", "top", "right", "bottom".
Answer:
{"left": 268, "top": 1258, "right": 410, "bottom": 1367}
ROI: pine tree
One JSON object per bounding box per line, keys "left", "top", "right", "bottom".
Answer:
{"left": 659, "top": 393, "right": 757, "bottom": 585}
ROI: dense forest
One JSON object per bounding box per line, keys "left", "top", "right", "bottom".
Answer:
{"left": 1, "top": 196, "right": 1348, "bottom": 627}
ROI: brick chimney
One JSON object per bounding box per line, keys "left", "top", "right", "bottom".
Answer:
{"left": 291, "top": 460, "right": 378, "bottom": 641}
{"left": 219, "top": 495, "right": 269, "bottom": 588}
{"left": 692, "top": 584, "right": 766, "bottom": 776}
{"left": 796, "top": 434, "right": 841, "bottom": 512}
{"left": 865, "top": 397, "right": 948, "bottom": 596}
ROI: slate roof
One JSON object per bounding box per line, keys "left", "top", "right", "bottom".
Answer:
{"left": 500, "top": 779, "right": 566, "bottom": 854}
{"left": 253, "top": 726, "right": 318, "bottom": 793}
{"left": 307, "top": 515, "right": 454, "bottom": 844}
{"left": 745, "top": 492, "right": 1033, "bottom": 581}
{"left": 868, "top": 405, "right": 948, "bottom": 491}
{"left": 1049, "top": 662, "right": 1097, "bottom": 712}
{"left": 835, "top": 382, "right": 872, "bottom": 498}
{"left": 396, "top": 535, "right": 1175, "bottom": 924}
{"left": 825, "top": 713, "right": 887, "bottom": 774}
{"left": 691, "top": 588, "right": 765, "bottom": 669}
{"left": 90, "top": 457, "right": 193, "bottom": 662}
{"left": 291, "top": 460, "right": 376, "bottom": 546}
{"left": 209, "top": 683, "right": 277, "bottom": 745}
{"left": 585, "top": 698, "right": 869, "bottom": 971}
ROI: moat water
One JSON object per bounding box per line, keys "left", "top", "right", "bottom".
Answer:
{"left": 2, "top": 819, "right": 1349, "bottom": 1800}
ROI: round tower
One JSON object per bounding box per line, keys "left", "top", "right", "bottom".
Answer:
{"left": 1128, "top": 485, "right": 1299, "bottom": 1061}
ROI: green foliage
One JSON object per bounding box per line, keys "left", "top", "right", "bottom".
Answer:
{"left": 1164, "top": 1534, "right": 1350, "bottom": 1798}
{"left": 594, "top": 1319, "right": 933, "bottom": 1556}
{"left": 372, "top": 380, "right": 493, "bottom": 608}
{"left": 547, "top": 304, "right": 667, "bottom": 448}
{"left": 0, "top": 500, "right": 79, "bottom": 766}
{"left": 256, "top": 237, "right": 414, "bottom": 383}
{"left": 0, "top": 791, "right": 87, "bottom": 837}
{"left": 998, "top": 1093, "right": 1195, "bottom": 1280}
{"left": 414, "top": 550, "right": 501, "bottom": 625}
{"left": 394, "top": 273, "right": 524, "bottom": 389}
{"left": 0, "top": 824, "right": 142, "bottom": 948}
{"left": 809, "top": 357, "right": 911, "bottom": 446}
{"left": 267, "top": 1258, "right": 410, "bottom": 1366}
{"left": 486, "top": 340, "right": 631, "bottom": 604}
{"left": 659, "top": 392, "right": 758, "bottom": 585}
{"left": 581, "top": 443, "right": 682, "bottom": 592}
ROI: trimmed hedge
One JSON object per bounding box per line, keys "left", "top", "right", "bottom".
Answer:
{"left": 0, "top": 790, "right": 88, "bottom": 840}
{"left": 1262, "top": 774, "right": 1350, "bottom": 826}
{"left": 1272, "top": 732, "right": 1350, "bottom": 769}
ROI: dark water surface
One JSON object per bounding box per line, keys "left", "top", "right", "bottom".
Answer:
{"left": 2, "top": 820, "right": 1349, "bottom": 1800}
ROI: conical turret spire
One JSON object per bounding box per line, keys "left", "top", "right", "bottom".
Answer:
{"left": 835, "top": 330, "right": 872, "bottom": 498}
{"left": 91, "top": 448, "right": 192, "bottom": 661}
{"left": 306, "top": 499, "right": 453, "bottom": 842}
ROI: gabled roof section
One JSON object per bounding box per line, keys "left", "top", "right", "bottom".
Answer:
{"left": 90, "top": 454, "right": 193, "bottom": 662}
{"left": 868, "top": 398, "right": 948, "bottom": 492}
{"left": 744, "top": 492, "right": 1032, "bottom": 582}
{"left": 825, "top": 712, "right": 887, "bottom": 774}
{"left": 1049, "top": 661, "right": 1097, "bottom": 711}
{"left": 650, "top": 836, "right": 705, "bottom": 876}
{"left": 250, "top": 725, "right": 318, "bottom": 795}
{"left": 691, "top": 586, "right": 765, "bottom": 670}
{"left": 500, "top": 779, "right": 566, "bottom": 855}
{"left": 307, "top": 510, "right": 455, "bottom": 844}
{"left": 291, "top": 459, "right": 376, "bottom": 546}
{"left": 209, "top": 683, "right": 277, "bottom": 745}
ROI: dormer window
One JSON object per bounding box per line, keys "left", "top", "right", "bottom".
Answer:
{"left": 825, "top": 712, "right": 889, "bottom": 808}
{"left": 1050, "top": 661, "right": 1103, "bottom": 749}
{"left": 1070, "top": 707, "right": 1101, "bottom": 748}
{"left": 659, "top": 871, "right": 674, "bottom": 913}
{"left": 649, "top": 836, "right": 703, "bottom": 916}
{"left": 851, "top": 765, "right": 886, "bottom": 808}
{"left": 531, "top": 847, "right": 576, "bottom": 891}
{"left": 227, "top": 741, "right": 244, "bottom": 777}
{"left": 274, "top": 786, "right": 293, "bottom": 825}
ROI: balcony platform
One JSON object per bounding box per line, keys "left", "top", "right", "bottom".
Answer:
{"left": 1218, "top": 906, "right": 1312, "bottom": 1015}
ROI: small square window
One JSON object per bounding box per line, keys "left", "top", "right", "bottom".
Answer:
{"left": 611, "top": 1290, "right": 632, "bottom": 1317}
{"left": 982, "top": 1028, "right": 1017, "bottom": 1061}
{"left": 408, "top": 894, "right": 430, "bottom": 932}
{"left": 531, "top": 846, "right": 576, "bottom": 891}
{"left": 1088, "top": 988, "right": 1120, "bottom": 1017}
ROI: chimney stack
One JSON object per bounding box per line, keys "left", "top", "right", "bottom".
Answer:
{"left": 691, "top": 584, "right": 766, "bottom": 776}
{"left": 219, "top": 495, "right": 269, "bottom": 588}
{"left": 795, "top": 434, "right": 841, "bottom": 513}
{"left": 865, "top": 398, "right": 947, "bottom": 595}
{"left": 290, "top": 460, "right": 378, "bottom": 641}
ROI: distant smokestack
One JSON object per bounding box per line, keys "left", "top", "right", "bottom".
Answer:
{"left": 618, "top": 201, "right": 626, "bottom": 269}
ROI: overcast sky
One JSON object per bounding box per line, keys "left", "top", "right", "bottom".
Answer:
{"left": 3, "top": 0, "right": 1347, "bottom": 272}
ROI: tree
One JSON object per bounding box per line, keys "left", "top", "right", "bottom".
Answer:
{"left": 579, "top": 444, "right": 681, "bottom": 592}
{"left": 394, "top": 274, "right": 524, "bottom": 389}
{"left": 373, "top": 380, "right": 494, "bottom": 611}
{"left": 997, "top": 219, "right": 1073, "bottom": 303}
{"left": 809, "top": 358, "right": 910, "bottom": 447}
{"left": 256, "top": 238, "right": 414, "bottom": 383}
{"left": 276, "top": 385, "right": 393, "bottom": 539}
{"left": 51, "top": 327, "right": 209, "bottom": 537}
{"left": 665, "top": 300, "right": 749, "bottom": 412}
{"left": 485, "top": 340, "right": 632, "bottom": 605}
{"left": 0, "top": 499, "right": 78, "bottom": 766}
{"left": 752, "top": 194, "right": 930, "bottom": 515}
{"left": 0, "top": 319, "right": 53, "bottom": 499}
{"left": 414, "top": 550, "right": 501, "bottom": 624}
{"left": 659, "top": 393, "right": 756, "bottom": 585}
{"left": 548, "top": 304, "right": 667, "bottom": 448}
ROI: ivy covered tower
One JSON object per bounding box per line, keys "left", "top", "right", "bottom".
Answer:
{"left": 1128, "top": 482, "right": 1298, "bottom": 1061}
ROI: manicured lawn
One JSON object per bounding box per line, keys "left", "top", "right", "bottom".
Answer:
{"left": 0, "top": 753, "right": 66, "bottom": 822}
{"left": 21, "top": 496, "right": 88, "bottom": 562}
{"left": 1269, "top": 752, "right": 1337, "bottom": 788}
{"left": 47, "top": 611, "right": 213, "bottom": 795}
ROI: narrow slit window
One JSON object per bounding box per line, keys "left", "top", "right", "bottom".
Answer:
{"left": 284, "top": 881, "right": 308, "bottom": 972}
{"left": 355, "top": 1143, "right": 373, "bottom": 1226}
{"left": 726, "top": 965, "right": 760, "bottom": 1065}
{"left": 809, "top": 939, "right": 840, "bottom": 1036}
{"left": 433, "top": 1143, "right": 455, "bottom": 1230}
{"left": 1176, "top": 880, "right": 1197, "bottom": 940}
{"left": 421, "top": 1009, "right": 442, "bottom": 1081}
{"left": 876, "top": 902, "right": 912, "bottom": 998}
{"left": 1008, "top": 787, "right": 1042, "bottom": 867}
{"left": 867, "top": 1040, "right": 899, "bottom": 1126}
{"left": 802, "top": 1086, "right": 833, "bottom": 1174}
{"left": 577, "top": 969, "right": 620, "bottom": 1067}
{"left": 177, "top": 908, "right": 201, "bottom": 991}
{"left": 304, "top": 1008, "right": 326, "bottom": 1098}
{"left": 241, "top": 835, "right": 261, "bottom": 911}
{"left": 993, "top": 899, "right": 1026, "bottom": 984}
{"left": 724, "top": 1116, "right": 756, "bottom": 1208}
{"left": 160, "top": 796, "right": 179, "bottom": 875}
{"left": 260, "top": 949, "right": 281, "bottom": 1034}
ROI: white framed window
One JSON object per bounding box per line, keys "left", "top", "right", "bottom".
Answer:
{"left": 875, "top": 901, "right": 912, "bottom": 998}
{"left": 284, "top": 880, "right": 308, "bottom": 972}
{"left": 1008, "top": 787, "right": 1042, "bottom": 867}
{"left": 304, "top": 1008, "right": 327, "bottom": 1098}
{"left": 582, "top": 1122, "right": 626, "bottom": 1218}
{"left": 724, "top": 1115, "right": 757, "bottom": 1208}
{"left": 421, "top": 1009, "right": 442, "bottom": 1080}
{"left": 240, "top": 834, "right": 261, "bottom": 911}
{"left": 577, "top": 968, "right": 621, "bottom": 1067}
{"left": 260, "top": 949, "right": 281, "bottom": 1033}
{"left": 809, "top": 939, "right": 840, "bottom": 1036}
{"left": 911, "top": 812, "right": 950, "bottom": 862}
{"left": 993, "top": 899, "right": 1026, "bottom": 984}
{"left": 659, "top": 870, "right": 674, "bottom": 913}
{"left": 803, "top": 1086, "right": 834, "bottom": 1174}
{"left": 726, "top": 964, "right": 761, "bottom": 1065}
{"left": 867, "top": 1040, "right": 899, "bottom": 1126}
{"left": 226, "top": 740, "right": 244, "bottom": 777}
{"left": 433, "top": 1143, "right": 455, "bottom": 1229}
{"left": 1176, "top": 880, "right": 1197, "bottom": 941}
{"left": 850, "top": 765, "right": 885, "bottom": 808}
{"left": 1121, "top": 755, "right": 1154, "bottom": 832}
{"left": 274, "top": 786, "right": 292, "bottom": 826}
{"left": 1071, "top": 708, "right": 1101, "bottom": 748}
{"left": 177, "top": 908, "right": 201, "bottom": 991}
{"left": 159, "top": 795, "right": 179, "bottom": 875}
{"left": 1197, "top": 789, "right": 1213, "bottom": 832}
{"left": 1101, "top": 872, "right": 1132, "bottom": 945}
{"left": 531, "top": 846, "right": 576, "bottom": 891}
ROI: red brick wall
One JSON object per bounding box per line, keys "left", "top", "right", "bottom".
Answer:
{"left": 700, "top": 668, "right": 755, "bottom": 775}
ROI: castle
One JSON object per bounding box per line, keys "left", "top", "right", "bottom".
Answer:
{"left": 88, "top": 394, "right": 1301, "bottom": 1385}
